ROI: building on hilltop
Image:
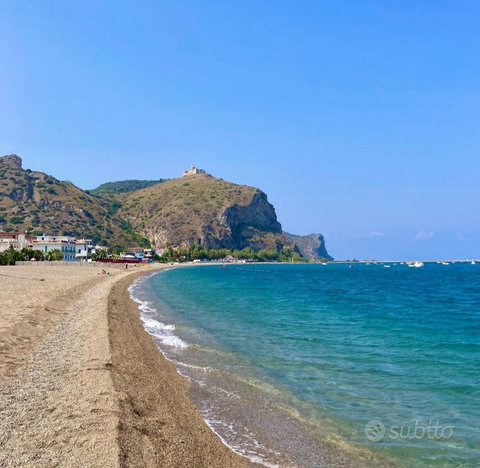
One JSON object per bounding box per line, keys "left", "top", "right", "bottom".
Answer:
{"left": 182, "top": 164, "right": 206, "bottom": 177}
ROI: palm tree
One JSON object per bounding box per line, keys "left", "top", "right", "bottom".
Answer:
{"left": 46, "top": 249, "right": 63, "bottom": 261}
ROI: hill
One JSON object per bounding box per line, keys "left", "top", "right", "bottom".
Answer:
{"left": 89, "top": 179, "right": 168, "bottom": 196}
{"left": 0, "top": 154, "right": 147, "bottom": 247}
{"left": 117, "top": 173, "right": 297, "bottom": 251}
{"left": 1, "top": 154, "right": 332, "bottom": 258}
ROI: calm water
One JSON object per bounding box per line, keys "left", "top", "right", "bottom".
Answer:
{"left": 129, "top": 263, "right": 480, "bottom": 467}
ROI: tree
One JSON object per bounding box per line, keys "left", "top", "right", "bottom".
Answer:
{"left": 95, "top": 249, "right": 108, "bottom": 260}
{"left": 46, "top": 249, "right": 63, "bottom": 261}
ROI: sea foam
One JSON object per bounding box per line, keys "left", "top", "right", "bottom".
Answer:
{"left": 128, "top": 276, "right": 189, "bottom": 349}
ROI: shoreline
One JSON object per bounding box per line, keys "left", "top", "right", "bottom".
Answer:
{"left": 0, "top": 264, "right": 251, "bottom": 467}
{"left": 132, "top": 266, "right": 400, "bottom": 468}
{"left": 108, "top": 268, "right": 252, "bottom": 467}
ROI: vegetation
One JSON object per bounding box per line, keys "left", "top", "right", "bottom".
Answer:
{"left": 153, "top": 245, "right": 300, "bottom": 263}
{"left": 45, "top": 248, "right": 63, "bottom": 261}
{"left": 89, "top": 179, "right": 169, "bottom": 196}
{"left": 0, "top": 246, "right": 43, "bottom": 265}
{"left": 118, "top": 174, "right": 295, "bottom": 253}
{"left": 0, "top": 156, "right": 146, "bottom": 248}
{"left": 0, "top": 156, "right": 329, "bottom": 260}
{"left": 90, "top": 249, "right": 108, "bottom": 261}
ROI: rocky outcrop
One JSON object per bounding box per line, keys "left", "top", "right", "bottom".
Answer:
{"left": 1, "top": 154, "right": 330, "bottom": 255}
{"left": 283, "top": 232, "right": 333, "bottom": 260}
{"left": 119, "top": 174, "right": 296, "bottom": 252}
{"left": 1, "top": 154, "right": 22, "bottom": 168}
{"left": 215, "top": 192, "right": 283, "bottom": 248}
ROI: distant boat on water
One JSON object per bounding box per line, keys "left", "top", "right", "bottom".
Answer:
{"left": 384, "top": 265, "right": 392, "bottom": 268}
{"left": 414, "top": 261, "right": 424, "bottom": 268}
{"left": 472, "top": 261, "right": 476, "bottom": 265}
{"left": 442, "top": 262, "right": 450, "bottom": 266}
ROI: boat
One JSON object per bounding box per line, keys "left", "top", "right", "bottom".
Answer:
{"left": 384, "top": 265, "right": 392, "bottom": 268}
{"left": 441, "top": 262, "right": 450, "bottom": 266}
{"left": 414, "top": 261, "right": 424, "bottom": 268}
{"left": 472, "top": 261, "right": 476, "bottom": 265}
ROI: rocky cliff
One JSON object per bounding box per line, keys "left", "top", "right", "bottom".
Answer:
{"left": 283, "top": 232, "right": 333, "bottom": 260}
{"left": 117, "top": 173, "right": 296, "bottom": 251}
{"left": 1, "top": 154, "right": 332, "bottom": 258}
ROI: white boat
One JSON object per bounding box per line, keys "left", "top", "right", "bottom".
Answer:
{"left": 472, "top": 261, "right": 476, "bottom": 265}
{"left": 384, "top": 265, "right": 392, "bottom": 268}
{"left": 442, "top": 262, "right": 450, "bottom": 265}
{"left": 414, "top": 261, "right": 424, "bottom": 268}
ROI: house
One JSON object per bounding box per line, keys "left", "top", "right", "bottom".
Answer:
{"left": 120, "top": 252, "right": 137, "bottom": 260}
{"left": 128, "top": 247, "right": 145, "bottom": 260}
{"left": 0, "top": 232, "right": 29, "bottom": 252}
{"left": 74, "top": 238, "right": 94, "bottom": 261}
{"left": 32, "top": 235, "right": 77, "bottom": 261}
{"left": 143, "top": 248, "right": 156, "bottom": 260}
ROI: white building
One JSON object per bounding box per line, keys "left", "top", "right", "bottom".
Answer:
{"left": 32, "top": 235, "right": 77, "bottom": 261}
{"left": 0, "top": 232, "right": 28, "bottom": 252}
{"left": 182, "top": 164, "right": 206, "bottom": 177}
{"left": 74, "top": 238, "right": 94, "bottom": 261}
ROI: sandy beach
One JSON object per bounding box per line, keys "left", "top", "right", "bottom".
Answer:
{"left": 0, "top": 264, "right": 250, "bottom": 467}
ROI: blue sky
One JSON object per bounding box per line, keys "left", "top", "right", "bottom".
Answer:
{"left": 1, "top": 1, "right": 479, "bottom": 259}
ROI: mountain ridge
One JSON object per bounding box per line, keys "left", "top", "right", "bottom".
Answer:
{"left": 0, "top": 154, "right": 332, "bottom": 259}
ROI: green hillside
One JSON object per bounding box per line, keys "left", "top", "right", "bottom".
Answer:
{"left": 118, "top": 173, "right": 297, "bottom": 251}
{"left": 1, "top": 154, "right": 331, "bottom": 258}
{"left": 0, "top": 155, "right": 147, "bottom": 247}
{"left": 89, "top": 179, "right": 168, "bottom": 196}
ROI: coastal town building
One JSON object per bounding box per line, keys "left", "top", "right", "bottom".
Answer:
{"left": 74, "top": 238, "right": 95, "bottom": 261}
{"left": 32, "top": 235, "right": 78, "bottom": 261}
{"left": 182, "top": 164, "right": 206, "bottom": 177}
{"left": 0, "top": 232, "right": 29, "bottom": 252}
{"left": 129, "top": 247, "right": 145, "bottom": 260}
{"left": 143, "top": 248, "right": 156, "bottom": 260}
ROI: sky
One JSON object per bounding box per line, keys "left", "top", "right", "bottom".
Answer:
{"left": 1, "top": 0, "right": 479, "bottom": 260}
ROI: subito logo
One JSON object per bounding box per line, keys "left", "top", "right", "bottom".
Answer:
{"left": 365, "top": 420, "right": 385, "bottom": 442}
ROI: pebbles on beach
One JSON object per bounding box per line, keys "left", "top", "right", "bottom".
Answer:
{"left": 0, "top": 267, "right": 121, "bottom": 467}
{"left": 0, "top": 265, "right": 252, "bottom": 467}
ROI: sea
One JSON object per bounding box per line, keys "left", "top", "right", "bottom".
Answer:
{"left": 128, "top": 262, "right": 480, "bottom": 468}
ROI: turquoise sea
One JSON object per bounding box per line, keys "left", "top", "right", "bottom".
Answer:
{"left": 129, "top": 263, "right": 480, "bottom": 467}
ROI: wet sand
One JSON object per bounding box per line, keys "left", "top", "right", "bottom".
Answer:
{"left": 0, "top": 264, "right": 249, "bottom": 467}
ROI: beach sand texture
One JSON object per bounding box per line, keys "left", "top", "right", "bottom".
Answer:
{"left": 0, "top": 265, "right": 250, "bottom": 467}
